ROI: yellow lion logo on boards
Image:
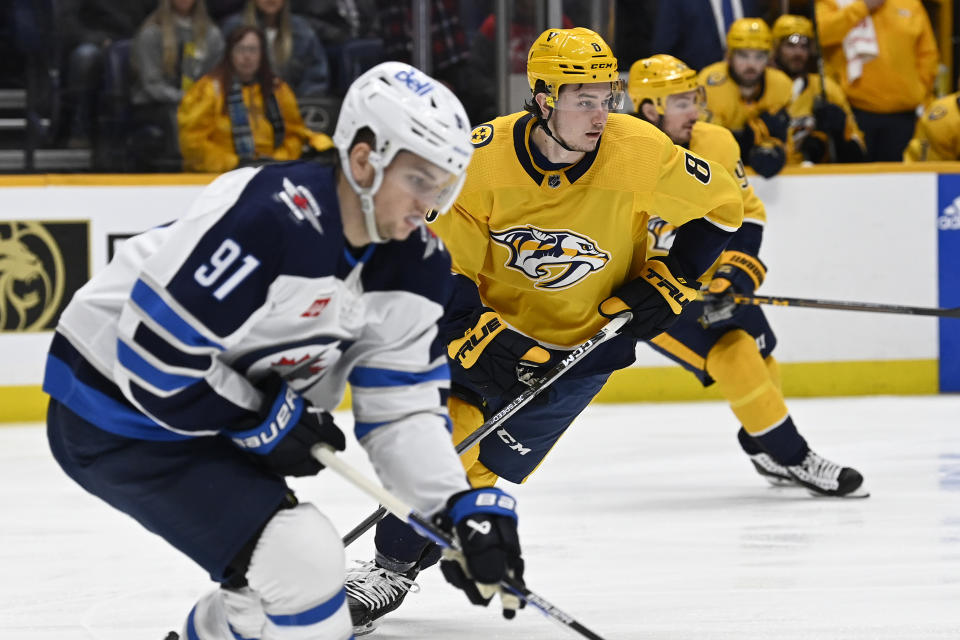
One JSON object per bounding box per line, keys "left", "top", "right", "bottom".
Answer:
{"left": 490, "top": 225, "right": 609, "bottom": 290}
{"left": 0, "top": 221, "right": 65, "bottom": 331}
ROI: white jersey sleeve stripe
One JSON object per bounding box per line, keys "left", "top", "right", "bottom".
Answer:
{"left": 116, "top": 340, "right": 204, "bottom": 393}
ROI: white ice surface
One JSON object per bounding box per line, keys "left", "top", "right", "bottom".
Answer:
{"left": 3, "top": 395, "right": 960, "bottom": 640}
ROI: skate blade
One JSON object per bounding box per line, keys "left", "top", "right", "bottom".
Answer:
{"left": 354, "top": 621, "right": 377, "bottom": 637}
{"left": 806, "top": 486, "right": 871, "bottom": 499}
{"left": 763, "top": 475, "right": 798, "bottom": 487}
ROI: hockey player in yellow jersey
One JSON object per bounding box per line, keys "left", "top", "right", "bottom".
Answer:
{"left": 771, "top": 14, "right": 866, "bottom": 164}
{"left": 345, "top": 28, "right": 745, "bottom": 635}
{"left": 699, "top": 18, "right": 793, "bottom": 177}
{"left": 904, "top": 91, "right": 960, "bottom": 161}
{"left": 629, "top": 53, "right": 868, "bottom": 498}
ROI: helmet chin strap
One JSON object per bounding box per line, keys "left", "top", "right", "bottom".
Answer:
{"left": 539, "top": 106, "right": 579, "bottom": 153}
{"left": 359, "top": 192, "right": 385, "bottom": 244}
{"left": 341, "top": 150, "right": 388, "bottom": 244}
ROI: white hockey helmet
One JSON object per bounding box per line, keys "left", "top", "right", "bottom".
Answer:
{"left": 333, "top": 61, "right": 473, "bottom": 243}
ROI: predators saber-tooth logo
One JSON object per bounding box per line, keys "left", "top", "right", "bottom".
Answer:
{"left": 647, "top": 217, "right": 677, "bottom": 253}
{"left": 0, "top": 221, "right": 66, "bottom": 331}
{"left": 490, "top": 225, "right": 609, "bottom": 289}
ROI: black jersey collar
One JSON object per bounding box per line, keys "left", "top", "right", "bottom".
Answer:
{"left": 512, "top": 113, "right": 601, "bottom": 187}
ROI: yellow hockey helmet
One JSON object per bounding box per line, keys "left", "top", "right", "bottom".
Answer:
{"left": 726, "top": 18, "right": 773, "bottom": 52}
{"left": 527, "top": 27, "right": 624, "bottom": 108}
{"left": 772, "top": 14, "right": 814, "bottom": 45}
{"left": 628, "top": 54, "right": 700, "bottom": 114}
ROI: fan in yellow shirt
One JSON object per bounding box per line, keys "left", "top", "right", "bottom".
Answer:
{"left": 698, "top": 18, "right": 793, "bottom": 177}
{"left": 177, "top": 26, "right": 331, "bottom": 173}
{"left": 816, "top": 0, "right": 938, "bottom": 160}
{"left": 629, "top": 53, "right": 868, "bottom": 499}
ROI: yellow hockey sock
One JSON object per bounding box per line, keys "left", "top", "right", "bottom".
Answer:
{"left": 706, "top": 329, "right": 789, "bottom": 436}
{"left": 449, "top": 395, "right": 499, "bottom": 488}
{"left": 765, "top": 354, "right": 782, "bottom": 392}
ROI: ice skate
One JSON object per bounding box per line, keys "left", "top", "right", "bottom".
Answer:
{"left": 345, "top": 560, "right": 421, "bottom": 636}
{"left": 787, "top": 450, "right": 869, "bottom": 498}
{"left": 748, "top": 452, "right": 796, "bottom": 486}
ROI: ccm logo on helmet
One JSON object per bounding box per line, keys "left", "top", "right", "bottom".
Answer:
{"left": 394, "top": 68, "right": 434, "bottom": 96}
{"left": 591, "top": 63, "right": 614, "bottom": 69}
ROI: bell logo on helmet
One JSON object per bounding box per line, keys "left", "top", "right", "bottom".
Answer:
{"left": 394, "top": 68, "right": 434, "bottom": 96}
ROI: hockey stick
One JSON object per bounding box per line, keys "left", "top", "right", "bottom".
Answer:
{"left": 729, "top": 293, "right": 960, "bottom": 317}
{"left": 341, "top": 314, "right": 630, "bottom": 547}
{"left": 313, "top": 445, "right": 610, "bottom": 640}
{"left": 808, "top": 0, "right": 837, "bottom": 161}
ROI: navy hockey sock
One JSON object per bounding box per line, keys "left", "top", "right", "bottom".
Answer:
{"left": 374, "top": 514, "right": 435, "bottom": 571}
{"left": 748, "top": 416, "right": 809, "bottom": 466}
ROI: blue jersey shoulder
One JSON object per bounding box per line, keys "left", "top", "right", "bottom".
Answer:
{"left": 362, "top": 226, "right": 452, "bottom": 307}
{"left": 236, "top": 162, "right": 345, "bottom": 278}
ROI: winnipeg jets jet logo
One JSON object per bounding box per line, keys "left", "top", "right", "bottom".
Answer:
{"left": 490, "top": 225, "right": 609, "bottom": 290}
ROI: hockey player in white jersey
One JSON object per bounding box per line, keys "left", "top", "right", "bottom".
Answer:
{"left": 43, "top": 62, "right": 527, "bottom": 640}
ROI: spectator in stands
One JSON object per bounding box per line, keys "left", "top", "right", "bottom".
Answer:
{"left": 770, "top": 14, "right": 866, "bottom": 164}
{"left": 178, "top": 25, "right": 332, "bottom": 172}
{"left": 904, "top": 91, "right": 960, "bottom": 161}
{"left": 698, "top": 18, "right": 792, "bottom": 178}
{"left": 63, "top": 0, "right": 156, "bottom": 147}
{"left": 815, "top": 0, "right": 938, "bottom": 161}
{"left": 374, "top": 0, "right": 470, "bottom": 104}
{"left": 206, "top": 0, "right": 246, "bottom": 23}
{"left": 651, "top": 0, "right": 762, "bottom": 72}
{"left": 130, "top": 0, "right": 225, "bottom": 168}
{"left": 461, "top": 0, "right": 574, "bottom": 125}
{"left": 222, "top": 0, "right": 331, "bottom": 97}
{"left": 614, "top": 0, "right": 660, "bottom": 71}
{"left": 291, "top": 0, "right": 379, "bottom": 45}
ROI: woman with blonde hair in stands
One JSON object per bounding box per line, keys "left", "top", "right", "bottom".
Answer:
{"left": 221, "top": 0, "right": 330, "bottom": 97}
{"left": 132, "top": 0, "right": 224, "bottom": 104}
{"left": 131, "top": 0, "right": 225, "bottom": 169}
{"left": 178, "top": 25, "right": 331, "bottom": 172}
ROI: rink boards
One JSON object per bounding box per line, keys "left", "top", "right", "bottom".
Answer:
{"left": 1, "top": 163, "right": 958, "bottom": 421}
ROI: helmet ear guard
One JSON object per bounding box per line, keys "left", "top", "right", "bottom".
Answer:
{"left": 333, "top": 61, "right": 473, "bottom": 242}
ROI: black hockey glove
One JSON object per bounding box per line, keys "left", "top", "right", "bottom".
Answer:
{"left": 228, "top": 376, "right": 345, "bottom": 477}
{"left": 435, "top": 487, "right": 525, "bottom": 619}
{"left": 799, "top": 131, "right": 829, "bottom": 164}
{"left": 599, "top": 256, "right": 699, "bottom": 340}
{"left": 758, "top": 110, "right": 790, "bottom": 142}
{"left": 701, "top": 250, "right": 767, "bottom": 328}
{"left": 447, "top": 308, "right": 550, "bottom": 398}
{"left": 748, "top": 142, "right": 786, "bottom": 178}
{"left": 812, "top": 100, "right": 847, "bottom": 138}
